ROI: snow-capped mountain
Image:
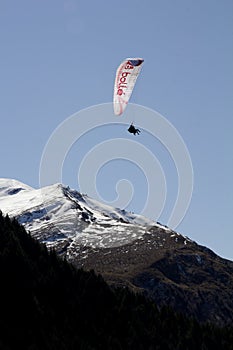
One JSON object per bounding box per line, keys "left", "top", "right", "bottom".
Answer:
{"left": 2, "top": 178, "right": 233, "bottom": 327}
{"left": 0, "top": 178, "right": 174, "bottom": 257}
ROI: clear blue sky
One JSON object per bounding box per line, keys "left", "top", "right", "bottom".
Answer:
{"left": 0, "top": 0, "right": 232, "bottom": 260}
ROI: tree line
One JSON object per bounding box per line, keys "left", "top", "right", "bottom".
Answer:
{"left": 0, "top": 211, "right": 232, "bottom": 349}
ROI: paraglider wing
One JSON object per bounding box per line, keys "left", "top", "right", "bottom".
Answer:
{"left": 113, "top": 58, "right": 144, "bottom": 116}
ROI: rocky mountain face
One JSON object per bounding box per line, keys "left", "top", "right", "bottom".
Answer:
{"left": 1, "top": 178, "right": 233, "bottom": 326}
{"left": 73, "top": 227, "right": 233, "bottom": 327}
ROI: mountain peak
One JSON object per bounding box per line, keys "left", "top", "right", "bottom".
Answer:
{"left": 0, "top": 178, "right": 34, "bottom": 197}
{"left": 0, "top": 179, "right": 160, "bottom": 251}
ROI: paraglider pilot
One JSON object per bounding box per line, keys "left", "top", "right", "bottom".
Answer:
{"left": 128, "top": 123, "right": 141, "bottom": 135}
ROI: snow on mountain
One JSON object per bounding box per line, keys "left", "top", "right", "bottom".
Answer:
{"left": 0, "top": 178, "right": 171, "bottom": 256}
{"left": 0, "top": 178, "right": 33, "bottom": 197}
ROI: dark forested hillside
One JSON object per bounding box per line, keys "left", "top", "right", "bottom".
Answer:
{"left": 0, "top": 211, "right": 232, "bottom": 350}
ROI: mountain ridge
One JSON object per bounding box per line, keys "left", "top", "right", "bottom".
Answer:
{"left": 0, "top": 177, "right": 171, "bottom": 251}
{"left": 1, "top": 178, "right": 233, "bottom": 326}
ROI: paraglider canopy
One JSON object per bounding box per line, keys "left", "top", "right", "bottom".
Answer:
{"left": 113, "top": 58, "right": 144, "bottom": 116}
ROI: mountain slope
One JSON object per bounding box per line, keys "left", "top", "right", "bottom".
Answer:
{"left": 1, "top": 178, "right": 233, "bottom": 327}
{"left": 2, "top": 212, "right": 233, "bottom": 349}
{"left": 73, "top": 225, "right": 233, "bottom": 326}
